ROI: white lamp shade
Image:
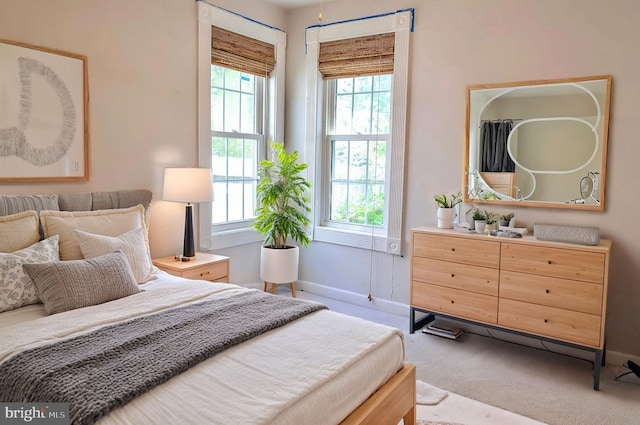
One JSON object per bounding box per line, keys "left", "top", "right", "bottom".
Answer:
{"left": 163, "top": 168, "right": 214, "bottom": 203}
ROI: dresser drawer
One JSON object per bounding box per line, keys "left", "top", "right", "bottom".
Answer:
{"left": 500, "top": 270, "right": 603, "bottom": 315}
{"left": 181, "top": 261, "right": 229, "bottom": 282}
{"left": 498, "top": 299, "right": 601, "bottom": 347}
{"left": 413, "top": 257, "right": 499, "bottom": 296}
{"left": 501, "top": 243, "right": 605, "bottom": 284}
{"left": 412, "top": 281, "right": 498, "bottom": 324}
{"left": 413, "top": 233, "right": 500, "bottom": 268}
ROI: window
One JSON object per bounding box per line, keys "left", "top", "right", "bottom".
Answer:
{"left": 210, "top": 66, "right": 263, "bottom": 227}
{"left": 326, "top": 75, "right": 391, "bottom": 230}
{"left": 305, "top": 10, "right": 413, "bottom": 254}
{"left": 197, "top": 3, "right": 285, "bottom": 249}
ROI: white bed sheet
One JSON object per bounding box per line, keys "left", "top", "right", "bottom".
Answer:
{"left": 0, "top": 273, "right": 405, "bottom": 425}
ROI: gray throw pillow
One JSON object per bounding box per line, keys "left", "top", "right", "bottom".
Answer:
{"left": 23, "top": 250, "right": 141, "bottom": 315}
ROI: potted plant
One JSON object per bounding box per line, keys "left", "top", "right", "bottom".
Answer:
{"left": 466, "top": 207, "right": 485, "bottom": 231}
{"left": 472, "top": 209, "right": 488, "bottom": 233}
{"left": 498, "top": 212, "right": 515, "bottom": 227}
{"left": 253, "top": 141, "right": 311, "bottom": 294}
{"left": 483, "top": 211, "right": 499, "bottom": 234}
{"left": 434, "top": 192, "right": 462, "bottom": 229}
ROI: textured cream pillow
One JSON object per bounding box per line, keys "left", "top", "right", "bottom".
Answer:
{"left": 76, "top": 227, "right": 155, "bottom": 284}
{"left": 23, "top": 250, "right": 141, "bottom": 315}
{"left": 0, "top": 211, "right": 40, "bottom": 253}
{"left": 40, "top": 205, "right": 148, "bottom": 261}
{"left": 0, "top": 235, "right": 60, "bottom": 313}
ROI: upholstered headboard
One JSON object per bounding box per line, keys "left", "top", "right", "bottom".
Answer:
{"left": 0, "top": 190, "right": 152, "bottom": 216}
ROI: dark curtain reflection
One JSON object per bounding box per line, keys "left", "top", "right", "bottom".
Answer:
{"left": 480, "top": 120, "right": 516, "bottom": 172}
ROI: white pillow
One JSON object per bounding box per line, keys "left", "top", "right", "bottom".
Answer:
{"left": 0, "top": 210, "right": 41, "bottom": 253}
{"left": 76, "top": 227, "right": 156, "bottom": 284}
{"left": 40, "top": 205, "right": 148, "bottom": 261}
{"left": 0, "top": 235, "right": 60, "bottom": 313}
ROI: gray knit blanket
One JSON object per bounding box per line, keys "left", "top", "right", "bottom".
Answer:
{"left": 0, "top": 290, "right": 327, "bottom": 425}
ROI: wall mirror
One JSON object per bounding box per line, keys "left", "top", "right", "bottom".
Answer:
{"left": 463, "top": 75, "right": 612, "bottom": 210}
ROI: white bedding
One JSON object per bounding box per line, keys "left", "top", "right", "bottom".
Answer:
{"left": 0, "top": 272, "right": 405, "bottom": 425}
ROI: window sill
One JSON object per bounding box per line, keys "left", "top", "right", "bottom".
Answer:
{"left": 201, "top": 226, "right": 263, "bottom": 250}
{"left": 313, "top": 226, "right": 401, "bottom": 255}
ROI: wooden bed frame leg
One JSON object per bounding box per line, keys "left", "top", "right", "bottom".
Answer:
{"left": 290, "top": 282, "right": 296, "bottom": 297}
{"left": 263, "top": 281, "right": 268, "bottom": 292}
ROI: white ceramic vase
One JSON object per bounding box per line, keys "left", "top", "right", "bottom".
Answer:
{"left": 436, "top": 207, "right": 456, "bottom": 229}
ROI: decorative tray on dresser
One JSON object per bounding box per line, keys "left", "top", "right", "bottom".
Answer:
{"left": 410, "top": 226, "right": 611, "bottom": 390}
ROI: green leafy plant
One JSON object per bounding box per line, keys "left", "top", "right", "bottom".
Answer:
{"left": 485, "top": 211, "right": 498, "bottom": 224}
{"left": 253, "top": 141, "right": 311, "bottom": 249}
{"left": 434, "top": 192, "right": 462, "bottom": 209}
{"left": 468, "top": 207, "right": 487, "bottom": 221}
{"left": 499, "top": 212, "right": 515, "bottom": 221}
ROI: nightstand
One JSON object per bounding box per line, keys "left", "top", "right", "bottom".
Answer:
{"left": 152, "top": 253, "right": 230, "bottom": 283}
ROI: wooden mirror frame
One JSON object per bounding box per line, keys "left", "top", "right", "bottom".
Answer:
{"left": 463, "top": 75, "right": 612, "bottom": 211}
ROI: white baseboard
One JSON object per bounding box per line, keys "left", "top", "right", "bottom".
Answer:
{"left": 606, "top": 350, "right": 640, "bottom": 368}
{"left": 296, "top": 280, "right": 410, "bottom": 317}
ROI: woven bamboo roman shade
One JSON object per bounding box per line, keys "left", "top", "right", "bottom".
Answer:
{"left": 211, "top": 26, "right": 275, "bottom": 77}
{"left": 318, "top": 32, "right": 395, "bottom": 80}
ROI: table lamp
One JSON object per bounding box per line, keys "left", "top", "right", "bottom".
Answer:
{"left": 162, "top": 167, "right": 214, "bottom": 260}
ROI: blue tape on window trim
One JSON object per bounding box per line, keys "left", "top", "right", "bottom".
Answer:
{"left": 304, "top": 8, "right": 415, "bottom": 54}
{"left": 306, "top": 8, "right": 414, "bottom": 32}
{"left": 196, "top": 0, "right": 286, "bottom": 33}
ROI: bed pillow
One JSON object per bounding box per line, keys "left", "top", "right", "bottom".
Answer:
{"left": 0, "top": 211, "right": 41, "bottom": 253}
{"left": 0, "top": 235, "right": 60, "bottom": 313}
{"left": 23, "top": 250, "right": 141, "bottom": 315}
{"left": 76, "top": 227, "right": 156, "bottom": 284}
{"left": 40, "top": 205, "right": 148, "bottom": 261}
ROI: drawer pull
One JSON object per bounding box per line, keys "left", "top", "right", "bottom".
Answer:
{"left": 200, "top": 271, "right": 210, "bottom": 277}
{"left": 544, "top": 319, "right": 548, "bottom": 323}
{"left": 548, "top": 260, "right": 552, "bottom": 264}
{"left": 450, "top": 300, "right": 455, "bottom": 304}
{"left": 545, "top": 289, "right": 550, "bottom": 294}
{"left": 451, "top": 274, "right": 455, "bottom": 278}
{"left": 451, "top": 248, "right": 455, "bottom": 252}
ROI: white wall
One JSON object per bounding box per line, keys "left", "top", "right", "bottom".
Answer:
{"left": 1, "top": 0, "right": 639, "bottom": 357}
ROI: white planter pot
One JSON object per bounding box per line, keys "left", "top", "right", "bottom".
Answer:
{"left": 436, "top": 207, "right": 456, "bottom": 229}
{"left": 260, "top": 245, "right": 300, "bottom": 284}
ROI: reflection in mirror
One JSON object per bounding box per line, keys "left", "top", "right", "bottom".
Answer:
{"left": 464, "top": 75, "right": 611, "bottom": 210}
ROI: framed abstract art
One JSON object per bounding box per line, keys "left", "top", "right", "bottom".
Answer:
{"left": 0, "top": 39, "right": 89, "bottom": 182}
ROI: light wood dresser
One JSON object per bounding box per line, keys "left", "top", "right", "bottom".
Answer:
{"left": 410, "top": 226, "right": 611, "bottom": 390}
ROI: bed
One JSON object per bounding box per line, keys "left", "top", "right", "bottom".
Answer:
{"left": 0, "top": 190, "right": 415, "bottom": 425}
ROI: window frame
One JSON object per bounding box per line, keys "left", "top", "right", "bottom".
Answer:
{"left": 197, "top": 2, "right": 286, "bottom": 249}
{"left": 305, "top": 10, "right": 413, "bottom": 255}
